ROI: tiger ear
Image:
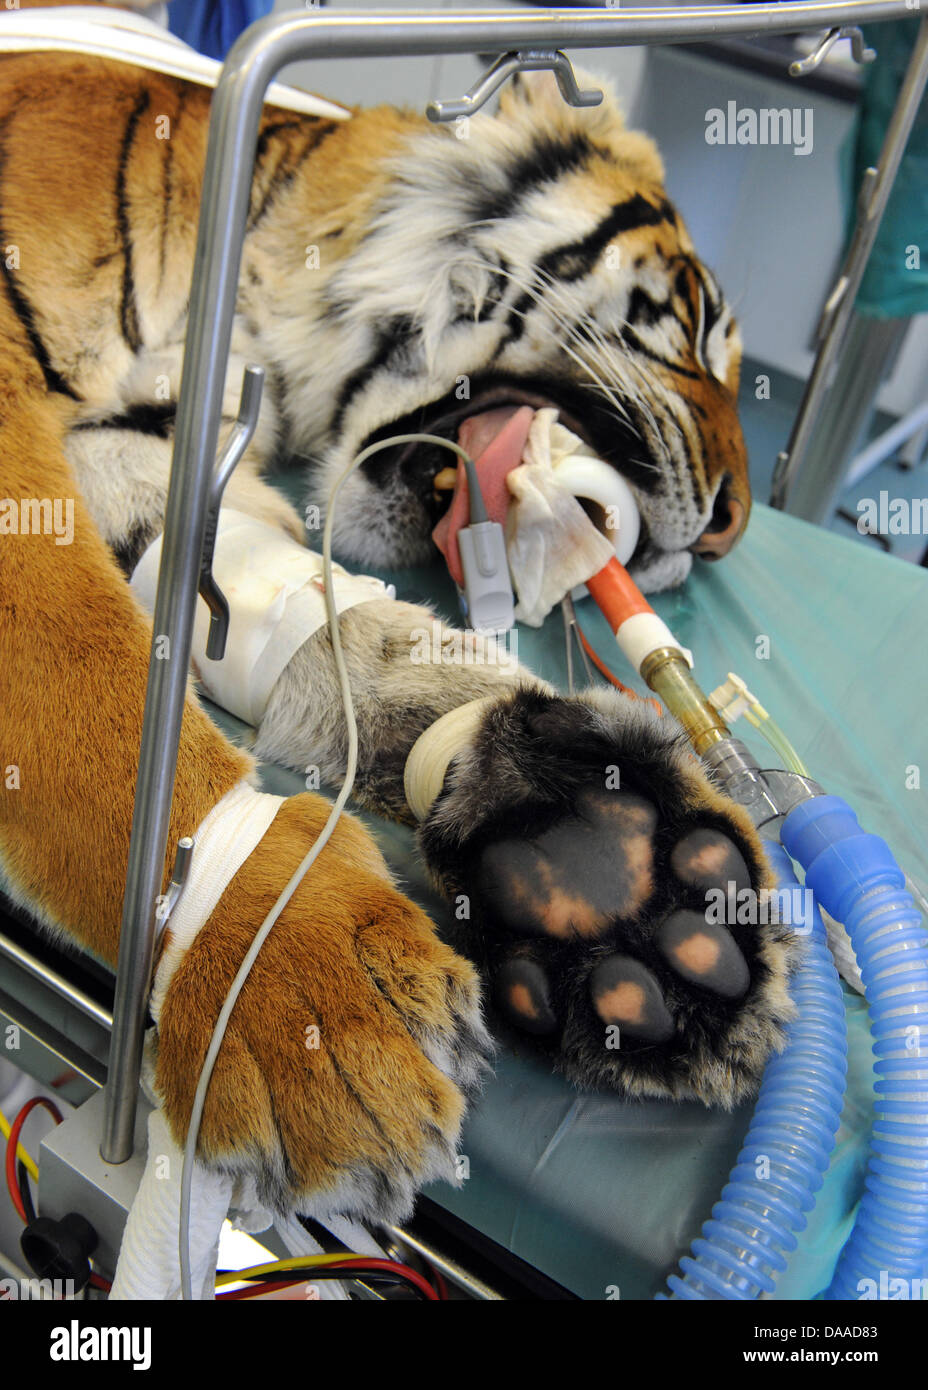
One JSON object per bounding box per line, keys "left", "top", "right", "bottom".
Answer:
{"left": 496, "top": 68, "right": 665, "bottom": 187}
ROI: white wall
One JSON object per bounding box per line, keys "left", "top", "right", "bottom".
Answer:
{"left": 271, "top": 0, "right": 648, "bottom": 124}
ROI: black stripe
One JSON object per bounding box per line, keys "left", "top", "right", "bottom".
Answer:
{"left": 674, "top": 264, "right": 698, "bottom": 334}
{"left": 320, "top": 1013, "right": 417, "bottom": 1181}
{"left": 248, "top": 117, "right": 337, "bottom": 231}
{"left": 111, "top": 519, "right": 160, "bottom": 578}
{"left": 71, "top": 402, "right": 175, "bottom": 438}
{"left": 665, "top": 399, "right": 703, "bottom": 510}
{"left": 626, "top": 284, "right": 671, "bottom": 330}
{"left": 158, "top": 87, "right": 187, "bottom": 292}
{"left": 622, "top": 326, "right": 700, "bottom": 381}
{"left": 496, "top": 194, "right": 675, "bottom": 351}
{"left": 473, "top": 132, "right": 594, "bottom": 220}
{"left": 0, "top": 110, "right": 80, "bottom": 400}
{"left": 495, "top": 289, "right": 534, "bottom": 349}
{"left": 537, "top": 194, "right": 673, "bottom": 284}
{"left": 116, "top": 89, "right": 151, "bottom": 354}
{"left": 329, "top": 314, "right": 417, "bottom": 434}
{"left": 255, "top": 117, "right": 306, "bottom": 167}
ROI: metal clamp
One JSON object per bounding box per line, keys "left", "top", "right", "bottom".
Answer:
{"left": 153, "top": 836, "right": 194, "bottom": 945}
{"left": 199, "top": 364, "right": 264, "bottom": 661}
{"left": 561, "top": 594, "right": 595, "bottom": 696}
{"left": 427, "top": 49, "right": 602, "bottom": 123}
{"left": 789, "top": 25, "right": 876, "bottom": 78}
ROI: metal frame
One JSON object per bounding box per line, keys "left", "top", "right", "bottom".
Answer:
{"left": 102, "top": 2, "right": 918, "bottom": 1164}
{"left": 771, "top": 16, "right": 928, "bottom": 512}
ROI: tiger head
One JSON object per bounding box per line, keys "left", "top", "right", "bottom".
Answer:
{"left": 269, "top": 71, "right": 750, "bottom": 592}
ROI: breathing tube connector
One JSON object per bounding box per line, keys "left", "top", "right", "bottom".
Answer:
{"left": 639, "top": 646, "right": 730, "bottom": 757}
{"left": 586, "top": 557, "right": 729, "bottom": 756}
{"left": 781, "top": 798, "right": 928, "bottom": 1300}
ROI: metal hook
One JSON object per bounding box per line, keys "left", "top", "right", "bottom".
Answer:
{"left": 427, "top": 48, "right": 602, "bottom": 124}
{"left": 199, "top": 364, "right": 264, "bottom": 662}
{"left": 561, "top": 593, "right": 595, "bottom": 696}
{"left": 153, "top": 836, "right": 194, "bottom": 944}
{"left": 789, "top": 26, "right": 876, "bottom": 79}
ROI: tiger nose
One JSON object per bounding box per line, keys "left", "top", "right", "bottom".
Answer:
{"left": 691, "top": 484, "right": 747, "bottom": 560}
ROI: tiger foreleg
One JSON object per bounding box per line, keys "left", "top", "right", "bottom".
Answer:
{"left": 0, "top": 381, "right": 489, "bottom": 1222}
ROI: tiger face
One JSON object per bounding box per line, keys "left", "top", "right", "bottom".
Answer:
{"left": 268, "top": 71, "right": 750, "bottom": 592}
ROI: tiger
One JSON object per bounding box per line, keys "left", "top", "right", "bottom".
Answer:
{"left": 0, "top": 44, "right": 796, "bottom": 1227}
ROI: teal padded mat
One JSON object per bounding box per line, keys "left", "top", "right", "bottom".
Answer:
{"left": 6, "top": 500, "right": 922, "bottom": 1297}
{"left": 216, "top": 501, "right": 927, "bottom": 1301}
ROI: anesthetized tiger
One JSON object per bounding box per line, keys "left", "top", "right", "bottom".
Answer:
{"left": 0, "top": 52, "right": 796, "bottom": 1222}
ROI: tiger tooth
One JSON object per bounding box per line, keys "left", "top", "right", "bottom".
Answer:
{"left": 433, "top": 467, "right": 458, "bottom": 491}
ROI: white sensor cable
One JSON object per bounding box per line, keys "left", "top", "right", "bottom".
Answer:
{"left": 178, "top": 433, "right": 477, "bottom": 1300}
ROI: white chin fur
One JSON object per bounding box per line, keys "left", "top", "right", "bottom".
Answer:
{"left": 324, "top": 464, "right": 434, "bottom": 569}
{"left": 629, "top": 549, "right": 692, "bottom": 593}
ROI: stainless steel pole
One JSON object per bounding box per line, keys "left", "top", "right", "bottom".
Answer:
{"left": 102, "top": 1, "right": 917, "bottom": 1162}
{"left": 770, "top": 15, "right": 928, "bottom": 513}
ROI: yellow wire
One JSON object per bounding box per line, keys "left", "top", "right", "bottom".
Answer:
{"left": 214, "top": 1253, "right": 365, "bottom": 1288}
{"left": 743, "top": 708, "right": 809, "bottom": 777}
{"left": 0, "top": 1104, "right": 40, "bottom": 1183}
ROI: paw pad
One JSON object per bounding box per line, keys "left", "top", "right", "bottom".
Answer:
{"left": 477, "top": 787, "right": 765, "bottom": 1065}
{"left": 478, "top": 790, "right": 657, "bottom": 940}
{"left": 655, "top": 910, "right": 750, "bottom": 999}
{"left": 495, "top": 957, "right": 557, "bottom": 1035}
{"left": 590, "top": 955, "right": 675, "bottom": 1042}
{"left": 670, "top": 827, "right": 751, "bottom": 895}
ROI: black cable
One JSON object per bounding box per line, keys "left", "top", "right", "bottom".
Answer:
{"left": 232, "top": 1266, "right": 430, "bottom": 1301}
{"left": 17, "top": 1161, "right": 36, "bottom": 1227}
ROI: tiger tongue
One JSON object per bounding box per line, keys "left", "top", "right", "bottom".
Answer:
{"left": 432, "top": 405, "right": 534, "bottom": 588}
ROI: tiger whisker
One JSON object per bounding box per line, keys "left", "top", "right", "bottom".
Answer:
{"left": 454, "top": 256, "right": 642, "bottom": 436}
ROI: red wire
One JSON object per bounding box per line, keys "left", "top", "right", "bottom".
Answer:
{"left": 422, "top": 1258, "right": 450, "bottom": 1301}
{"left": 216, "top": 1257, "right": 440, "bottom": 1301}
{"left": 217, "top": 1279, "right": 305, "bottom": 1301}
{"left": 5, "top": 1097, "right": 62, "bottom": 1224}
{"left": 89, "top": 1273, "right": 112, "bottom": 1293}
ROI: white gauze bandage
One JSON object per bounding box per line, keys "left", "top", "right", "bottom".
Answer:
{"left": 149, "top": 780, "right": 286, "bottom": 1026}
{"left": 506, "top": 408, "right": 642, "bottom": 627}
{"left": 131, "top": 509, "right": 395, "bottom": 727}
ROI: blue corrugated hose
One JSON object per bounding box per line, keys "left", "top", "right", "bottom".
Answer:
{"left": 662, "top": 797, "right": 928, "bottom": 1299}
{"left": 782, "top": 798, "right": 928, "bottom": 1301}
{"left": 662, "top": 840, "right": 847, "bottom": 1298}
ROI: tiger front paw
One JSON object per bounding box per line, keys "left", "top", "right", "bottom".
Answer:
{"left": 420, "top": 687, "right": 800, "bottom": 1107}
{"left": 151, "top": 794, "right": 492, "bottom": 1223}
